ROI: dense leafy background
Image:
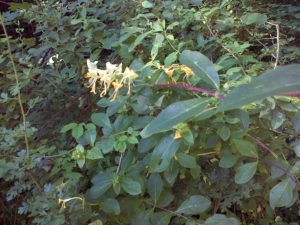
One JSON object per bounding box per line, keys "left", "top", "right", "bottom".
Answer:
{"left": 1, "top": 0, "right": 300, "bottom": 225}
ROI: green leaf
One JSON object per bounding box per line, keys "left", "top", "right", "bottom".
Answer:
{"left": 204, "top": 214, "right": 240, "bottom": 225}
{"left": 176, "top": 195, "right": 211, "bottom": 215}
{"left": 147, "top": 173, "right": 163, "bottom": 202}
{"left": 219, "top": 149, "right": 239, "bottom": 168}
{"left": 91, "top": 113, "right": 112, "bottom": 129}
{"left": 164, "top": 160, "right": 179, "bottom": 185}
{"left": 218, "top": 64, "right": 300, "bottom": 111}
{"left": 128, "top": 136, "right": 139, "bottom": 144}
{"left": 100, "top": 198, "right": 120, "bottom": 215}
{"left": 234, "top": 162, "right": 258, "bottom": 184}
{"left": 151, "top": 212, "right": 172, "bottom": 225}
{"left": 86, "top": 147, "right": 103, "bottom": 160}
{"left": 149, "top": 135, "right": 180, "bottom": 172}
{"left": 141, "top": 98, "right": 209, "bottom": 138}
{"left": 129, "top": 31, "right": 152, "bottom": 52}
{"left": 232, "top": 139, "right": 258, "bottom": 158}
{"left": 85, "top": 123, "right": 97, "bottom": 146}
{"left": 217, "top": 126, "right": 231, "bottom": 141}
{"left": 72, "top": 124, "right": 84, "bottom": 139}
{"left": 133, "top": 210, "right": 152, "bottom": 225}
{"left": 164, "top": 52, "right": 178, "bottom": 67}
{"left": 177, "top": 153, "right": 197, "bottom": 168}
{"left": 181, "top": 127, "right": 194, "bottom": 145}
{"left": 292, "top": 112, "right": 300, "bottom": 134}
{"left": 291, "top": 160, "right": 300, "bottom": 174}
{"left": 77, "top": 159, "right": 85, "bottom": 168}
{"left": 269, "top": 178, "right": 296, "bottom": 209}
{"left": 179, "top": 50, "right": 220, "bottom": 89}
{"left": 121, "top": 176, "right": 142, "bottom": 195}
{"left": 61, "top": 123, "right": 77, "bottom": 133}
{"left": 99, "top": 137, "right": 114, "bottom": 154}
{"left": 88, "top": 220, "right": 103, "bottom": 225}
{"left": 151, "top": 33, "right": 164, "bottom": 60}
{"left": 87, "top": 173, "right": 113, "bottom": 200}
{"left": 142, "top": 1, "right": 153, "bottom": 8}
{"left": 241, "top": 13, "right": 267, "bottom": 25}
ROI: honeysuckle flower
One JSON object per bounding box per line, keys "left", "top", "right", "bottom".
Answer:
{"left": 86, "top": 60, "right": 115, "bottom": 96}
{"left": 121, "top": 67, "right": 138, "bottom": 95}
{"left": 47, "top": 54, "right": 61, "bottom": 66}
{"left": 58, "top": 197, "right": 84, "bottom": 209}
{"left": 111, "top": 81, "right": 124, "bottom": 101}
{"left": 85, "top": 59, "right": 138, "bottom": 100}
{"left": 162, "top": 64, "right": 193, "bottom": 82}
{"left": 106, "top": 62, "right": 122, "bottom": 76}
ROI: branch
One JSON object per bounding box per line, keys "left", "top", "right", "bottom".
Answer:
{"left": 116, "top": 152, "right": 124, "bottom": 175}
{"left": 267, "top": 22, "right": 280, "bottom": 69}
{"left": 0, "top": 14, "right": 30, "bottom": 158}
{"left": 260, "top": 159, "right": 300, "bottom": 189}
{"left": 154, "top": 83, "right": 224, "bottom": 99}
{"left": 144, "top": 200, "right": 199, "bottom": 223}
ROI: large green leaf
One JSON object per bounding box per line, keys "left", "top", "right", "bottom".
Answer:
{"left": 241, "top": 13, "right": 267, "bottom": 25}
{"left": 100, "top": 198, "right": 120, "bottom": 215}
{"left": 151, "top": 212, "right": 172, "bottom": 225}
{"left": 269, "top": 178, "right": 296, "bottom": 209}
{"left": 179, "top": 50, "right": 220, "bottom": 89}
{"left": 176, "top": 195, "right": 211, "bottom": 215}
{"left": 235, "top": 162, "right": 258, "bottom": 184}
{"left": 218, "top": 64, "right": 300, "bottom": 112}
{"left": 149, "top": 135, "right": 180, "bottom": 173}
{"left": 177, "top": 153, "right": 197, "bottom": 168}
{"left": 141, "top": 98, "right": 209, "bottom": 138}
{"left": 86, "top": 173, "right": 113, "bottom": 200}
{"left": 91, "top": 113, "right": 112, "bottom": 129}
{"left": 147, "top": 173, "right": 163, "bottom": 202}
{"left": 204, "top": 214, "right": 240, "bottom": 225}
{"left": 232, "top": 139, "right": 258, "bottom": 158}
{"left": 121, "top": 176, "right": 142, "bottom": 195}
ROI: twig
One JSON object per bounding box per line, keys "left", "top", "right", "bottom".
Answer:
{"left": 197, "top": 151, "right": 217, "bottom": 156}
{"left": 27, "top": 171, "right": 43, "bottom": 193}
{"left": 246, "top": 134, "right": 278, "bottom": 159}
{"left": 154, "top": 83, "right": 224, "bottom": 99}
{"left": 144, "top": 200, "right": 201, "bottom": 224}
{"left": 267, "top": 22, "right": 280, "bottom": 68}
{"left": 206, "top": 19, "right": 246, "bottom": 75}
{"left": 260, "top": 159, "right": 300, "bottom": 189}
{"left": 0, "top": 14, "right": 30, "bottom": 158}
{"left": 116, "top": 152, "right": 124, "bottom": 175}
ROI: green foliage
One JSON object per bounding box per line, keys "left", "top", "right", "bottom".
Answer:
{"left": 1, "top": 0, "right": 300, "bottom": 225}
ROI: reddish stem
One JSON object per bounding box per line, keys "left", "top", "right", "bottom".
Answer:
{"left": 153, "top": 83, "right": 224, "bottom": 99}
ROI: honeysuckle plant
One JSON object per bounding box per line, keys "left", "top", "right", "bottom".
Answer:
{"left": 86, "top": 59, "right": 138, "bottom": 100}
{"left": 2, "top": 1, "right": 300, "bottom": 225}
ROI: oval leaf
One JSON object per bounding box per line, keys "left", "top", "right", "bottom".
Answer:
{"left": 235, "top": 162, "right": 258, "bottom": 184}
{"left": 176, "top": 195, "right": 211, "bottom": 215}
{"left": 269, "top": 178, "right": 296, "bottom": 209}
{"left": 218, "top": 64, "right": 300, "bottom": 112}
{"left": 121, "top": 176, "right": 142, "bottom": 195}
{"left": 141, "top": 98, "right": 209, "bottom": 138}
{"left": 179, "top": 50, "right": 220, "bottom": 89}
{"left": 232, "top": 139, "right": 258, "bottom": 158}
{"left": 205, "top": 214, "right": 240, "bottom": 225}
{"left": 91, "top": 113, "right": 112, "bottom": 129}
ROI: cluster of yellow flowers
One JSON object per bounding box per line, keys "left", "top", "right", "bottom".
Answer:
{"left": 163, "top": 64, "right": 193, "bottom": 81}
{"left": 85, "top": 59, "right": 138, "bottom": 100}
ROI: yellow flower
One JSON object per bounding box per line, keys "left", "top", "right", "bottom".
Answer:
{"left": 121, "top": 67, "right": 138, "bottom": 95}
{"left": 110, "top": 82, "right": 123, "bottom": 101}
{"left": 174, "top": 130, "right": 182, "bottom": 139}
{"left": 181, "top": 65, "right": 193, "bottom": 74}
{"left": 86, "top": 60, "right": 115, "bottom": 96}
{"left": 85, "top": 60, "right": 138, "bottom": 99}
